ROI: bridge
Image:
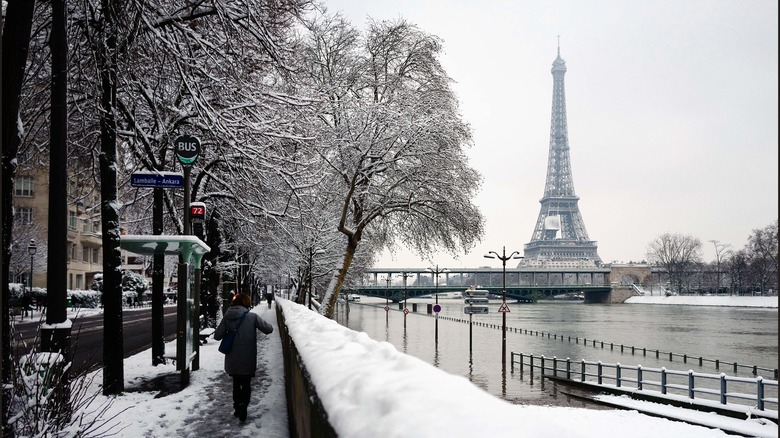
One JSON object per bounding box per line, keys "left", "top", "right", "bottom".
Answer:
{"left": 344, "top": 266, "right": 634, "bottom": 303}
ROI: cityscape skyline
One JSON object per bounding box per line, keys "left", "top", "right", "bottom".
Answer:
{"left": 326, "top": 0, "right": 779, "bottom": 269}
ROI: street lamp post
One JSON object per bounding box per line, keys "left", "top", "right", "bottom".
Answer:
{"left": 27, "top": 239, "right": 37, "bottom": 319}
{"left": 427, "top": 265, "right": 448, "bottom": 344}
{"left": 485, "top": 246, "right": 522, "bottom": 367}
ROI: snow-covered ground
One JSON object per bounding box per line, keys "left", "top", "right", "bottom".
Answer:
{"left": 625, "top": 295, "right": 778, "bottom": 308}
{"left": 26, "top": 297, "right": 775, "bottom": 437}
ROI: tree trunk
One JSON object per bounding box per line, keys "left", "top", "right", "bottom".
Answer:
{"left": 100, "top": 0, "right": 124, "bottom": 395}
{"left": 2, "top": 0, "right": 36, "bottom": 432}
{"left": 320, "top": 236, "right": 358, "bottom": 318}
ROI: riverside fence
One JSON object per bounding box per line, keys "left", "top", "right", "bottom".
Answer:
{"left": 511, "top": 352, "right": 779, "bottom": 413}
{"left": 419, "top": 310, "right": 779, "bottom": 379}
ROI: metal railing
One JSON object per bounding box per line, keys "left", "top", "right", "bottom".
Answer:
{"left": 511, "top": 352, "right": 779, "bottom": 412}
{"left": 424, "top": 310, "right": 778, "bottom": 379}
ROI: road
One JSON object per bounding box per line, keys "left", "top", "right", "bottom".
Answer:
{"left": 11, "top": 306, "right": 179, "bottom": 374}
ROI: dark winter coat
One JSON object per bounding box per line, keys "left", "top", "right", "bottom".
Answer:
{"left": 214, "top": 305, "right": 273, "bottom": 376}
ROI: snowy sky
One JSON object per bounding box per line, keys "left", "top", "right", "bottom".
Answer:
{"left": 45, "top": 296, "right": 775, "bottom": 437}
{"left": 319, "top": 0, "right": 779, "bottom": 268}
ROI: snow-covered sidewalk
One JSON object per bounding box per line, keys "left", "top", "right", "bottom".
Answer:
{"left": 78, "top": 305, "right": 288, "bottom": 437}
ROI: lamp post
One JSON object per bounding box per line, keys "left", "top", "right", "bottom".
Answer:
{"left": 427, "top": 265, "right": 448, "bottom": 344}
{"left": 27, "top": 239, "right": 37, "bottom": 319}
{"left": 485, "top": 246, "right": 522, "bottom": 366}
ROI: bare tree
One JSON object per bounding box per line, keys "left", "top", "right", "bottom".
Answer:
{"left": 709, "top": 240, "right": 732, "bottom": 294}
{"left": 647, "top": 233, "right": 703, "bottom": 294}
{"left": 299, "top": 15, "right": 485, "bottom": 317}
{"left": 745, "top": 220, "right": 778, "bottom": 294}
{"left": 726, "top": 249, "right": 750, "bottom": 295}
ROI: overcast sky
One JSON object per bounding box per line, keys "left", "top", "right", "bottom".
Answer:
{"left": 321, "top": 0, "right": 779, "bottom": 268}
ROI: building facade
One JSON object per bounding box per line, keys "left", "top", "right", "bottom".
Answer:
{"left": 13, "top": 167, "right": 151, "bottom": 292}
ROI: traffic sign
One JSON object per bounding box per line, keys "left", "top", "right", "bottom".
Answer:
{"left": 403, "top": 308, "right": 410, "bottom": 315}
{"left": 498, "top": 301, "right": 511, "bottom": 313}
{"left": 433, "top": 304, "right": 441, "bottom": 313}
{"left": 464, "top": 305, "right": 489, "bottom": 315}
{"left": 465, "top": 289, "right": 489, "bottom": 297}
{"left": 384, "top": 306, "right": 389, "bottom": 312}
{"left": 131, "top": 171, "right": 184, "bottom": 188}
{"left": 175, "top": 134, "right": 201, "bottom": 165}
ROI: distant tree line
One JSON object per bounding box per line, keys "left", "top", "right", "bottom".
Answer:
{"left": 646, "top": 220, "right": 778, "bottom": 295}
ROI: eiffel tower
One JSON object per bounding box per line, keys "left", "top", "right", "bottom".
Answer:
{"left": 523, "top": 45, "right": 602, "bottom": 267}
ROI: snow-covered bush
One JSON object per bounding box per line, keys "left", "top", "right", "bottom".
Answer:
{"left": 68, "top": 289, "right": 102, "bottom": 308}
{"left": 89, "top": 270, "right": 150, "bottom": 304}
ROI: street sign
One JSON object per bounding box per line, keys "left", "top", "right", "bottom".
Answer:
{"left": 465, "top": 289, "right": 489, "bottom": 297}
{"left": 464, "top": 305, "right": 489, "bottom": 315}
{"left": 384, "top": 306, "right": 389, "bottom": 312}
{"left": 130, "top": 171, "right": 184, "bottom": 188}
{"left": 498, "top": 302, "right": 511, "bottom": 313}
{"left": 175, "top": 135, "right": 201, "bottom": 165}
{"left": 403, "top": 308, "right": 410, "bottom": 315}
{"left": 433, "top": 304, "right": 441, "bottom": 313}
{"left": 464, "top": 297, "right": 488, "bottom": 304}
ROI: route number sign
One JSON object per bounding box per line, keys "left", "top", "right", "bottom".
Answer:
{"left": 190, "top": 202, "right": 206, "bottom": 223}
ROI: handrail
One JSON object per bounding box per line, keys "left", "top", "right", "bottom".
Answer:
{"left": 511, "top": 352, "right": 778, "bottom": 412}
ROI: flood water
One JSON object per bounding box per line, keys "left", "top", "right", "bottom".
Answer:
{"left": 334, "top": 297, "right": 778, "bottom": 408}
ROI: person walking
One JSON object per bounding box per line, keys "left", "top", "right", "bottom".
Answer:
{"left": 214, "top": 292, "right": 273, "bottom": 422}
{"left": 265, "top": 291, "right": 274, "bottom": 309}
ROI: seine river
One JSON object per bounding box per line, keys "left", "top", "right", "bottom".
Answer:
{"left": 333, "top": 297, "right": 778, "bottom": 407}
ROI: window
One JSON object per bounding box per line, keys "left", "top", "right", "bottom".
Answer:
{"left": 70, "top": 243, "right": 77, "bottom": 261}
{"left": 68, "top": 211, "right": 77, "bottom": 230}
{"left": 92, "top": 248, "right": 99, "bottom": 264}
{"left": 14, "top": 207, "right": 34, "bottom": 225}
{"left": 76, "top": 275, "right": 83, "bottom": 290}
{"left": 82, "top": 247, "right": 89, "bottom": 263}
{"left": 82, "top": 218, "right": 89, "bottom": 233}
{"left": 92, "top": 221, "right": 100, "bottom": 233}
{"left": 14, "top": 176, "right": 33, "bottom": 197}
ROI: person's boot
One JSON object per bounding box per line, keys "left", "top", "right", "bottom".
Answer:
{"left": 238, "top": 404, "right": 247, "bottom": 422}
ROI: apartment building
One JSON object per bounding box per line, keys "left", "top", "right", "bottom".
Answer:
{"left": 13, "top": 167, "right": 151, "bottom": 291}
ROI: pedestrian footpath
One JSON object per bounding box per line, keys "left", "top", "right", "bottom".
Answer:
{"left": 139, "top": 305, "right": 289, "bottom": 437}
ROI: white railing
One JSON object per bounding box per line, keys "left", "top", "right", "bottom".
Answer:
{"left": 512, "top": 352, "right": 778, "bottom": 412}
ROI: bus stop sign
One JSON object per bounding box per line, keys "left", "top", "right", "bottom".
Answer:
{"left": 175, "top": 135, "right": 201, "bottom": 165}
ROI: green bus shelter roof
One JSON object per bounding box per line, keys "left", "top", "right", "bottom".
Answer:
{"left": 120, "top": 235, "right": 210, "bottom": 263}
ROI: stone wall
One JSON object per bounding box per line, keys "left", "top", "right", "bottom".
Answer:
{"left": 276, "top": 305, "right": 337, "bottom": 438}
{"left": 609, "top": 286, "right": 637, "bottom": 303}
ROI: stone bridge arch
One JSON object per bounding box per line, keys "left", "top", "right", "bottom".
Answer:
{"left": 607, "top": 264, "right": 652, "bottom": 286}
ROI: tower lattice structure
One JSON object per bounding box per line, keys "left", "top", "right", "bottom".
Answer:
{"left": 523, "top": 46, "right": 602, "bottom": 266}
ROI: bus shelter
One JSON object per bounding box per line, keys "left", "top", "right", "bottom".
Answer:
{"left": 120, "top": 235, "right": 210, "bottom": 387}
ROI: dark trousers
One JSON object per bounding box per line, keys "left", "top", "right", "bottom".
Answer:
{"left": 232, "top": 375, "right": 252, "bottom": 409}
